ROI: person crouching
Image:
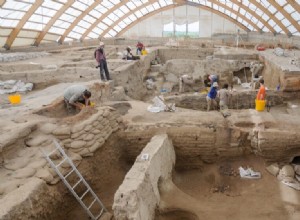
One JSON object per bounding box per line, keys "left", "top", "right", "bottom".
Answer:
{"left": 64, "top": 85, "right": 91, "bottom": 113}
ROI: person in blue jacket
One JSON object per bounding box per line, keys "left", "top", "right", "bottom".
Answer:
{"left": 206, "top": 82, "right": 219, "bottom": 111}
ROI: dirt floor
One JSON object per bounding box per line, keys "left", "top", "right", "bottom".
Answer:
{"left": 157, "top": 155, "right": 300, "bottom": 220}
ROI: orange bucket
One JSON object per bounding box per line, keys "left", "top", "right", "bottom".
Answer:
{"left": 255, "top": 99, "right": 265, "bottom": 111}
{"left": 8, "top": 94, "right": 21, "bottom": 104}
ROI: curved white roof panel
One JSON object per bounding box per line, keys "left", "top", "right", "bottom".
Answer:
{"left": 0, "top": 0, "right": 299, "bottom": 49}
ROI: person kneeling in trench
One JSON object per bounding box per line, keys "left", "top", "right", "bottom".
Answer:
{"left": 64, "top": 85, "right": 91, "bottom": 113}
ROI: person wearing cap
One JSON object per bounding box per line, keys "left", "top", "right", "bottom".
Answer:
{"left": 206, "top": 82, "right": 219, "bottom": 111}
{"left": 64, "top": 85, "right": 91, "bottom": 113}
{"left": 94, "top": 42, "right": 111, "bottom": 81}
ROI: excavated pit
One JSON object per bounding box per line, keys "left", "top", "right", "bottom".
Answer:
{"left": 1, "top": 45, "right": 300, "bottom": 220}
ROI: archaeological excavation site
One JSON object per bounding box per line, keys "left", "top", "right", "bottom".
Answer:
{"left": 1, "top": 1, "right": 300, "bottom": 220}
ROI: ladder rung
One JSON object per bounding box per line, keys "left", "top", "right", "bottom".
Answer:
{"left": 47, "top": 147, "right": 58, "bottom": 157}
{"left": 56, "top": 158, "right": 67, "bottom": 168}
{"left": 88, "top": 198, "right": 96, "bottom": 209}
{"left": 80, "top": 189, "right": 90, "bottom": 200}
{"left": 96, "top": 208, "right": 105, "bottom": 219}
{"left": 64, "top": 169, "right": 74, "bottom": 179}
{"left": 72, "top": 178, "right": 82, "bottom": 189}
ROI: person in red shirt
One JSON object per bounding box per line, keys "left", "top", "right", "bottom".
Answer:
{"left": 256, "top": 79, "right": 266, "bottom": 100}
{"left": 136, "top": 41, "right": 144, "bottom": 55}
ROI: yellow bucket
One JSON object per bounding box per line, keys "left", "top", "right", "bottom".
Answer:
{"left": 8, "top": 94, "right": 21, "bottom": 104}
{"left": 255, "top": 99, "right": 266, "bottom": 111}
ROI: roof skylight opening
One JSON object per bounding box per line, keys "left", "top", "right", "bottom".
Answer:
{"left": 65, "top": 8, "right": 81, "bottom": 17}
{"left": 119, "top": 5, "right": 130, "bottom": 14}
{"left": 60, "top": 14, "right": 76, "bottom": 23}
{"left": 68, "top": 31, "right": 81, "bottom": 39}
{"left": 268, "top": 5, "right": 277, "bottom": 14}
{"left": 98, "top": 22, "right": 108, "bottom": 29}
{"left": 97, "top": 6, "right": 108, "bottom": 14}
{"left": 257, "top": 21, "right": 263, "bottom": 29}
{"left": 83, "top": 15, "right": 96, "bottom": 24}
{"left": 126, "top": 2, "right": 136, "bottom": 10}
{"left": 114, "top": 9, "right": 125, "bottom": 17}
{"left": 291, "top": 12, "right": 300, "bottom": 21}
{"left": 232, "top": 4, "right": 238, "bottom": 12}
{"left": 275, "top": 12, "right": 284, "bottom": 21}
{"left": 277, "top": 0, "right": 287, "bottom": 7}
{"left": 135, "top": 11, "right": 143, "bottom": 18}
{"left": 128, "top": 14, "right": 137, "bottom": 21}
{"left": 273, "top": 25, "right": 282, "bottom": 33}
{"left": 158, "top": 0, "right": 167, "bottom": 7}
{"left": 87, "top": 32, "right": 98, "bottom": 39}
{"left": 103, "top": 17, "right": 113, "bottom": 26}
{"left": 153, "top": 3, "right": 160, "bottom": 10}
{"left": 24, "top": 22, "right": 43, "bottom": 31}
{"left": 261, "top": 13, "right": 269, "bottom": 21}
{"left": 72, "top": 1, "right": 89, "bottom": 11}
{"left": 3, "top": 1, "right": 31, "bottom": 11}
{"left": 140, "top": 8, "right": 148, "bottom": 15}
{"left": 78, "top": 20, "right": 91, "bottom": 29}
{"left": 284, "top": 4, "right": 295, "bottom": 13}
{"left": 108, "top": 30, "right": 117, "bottom": 37}
{"left": 0, "top": 10, "right": 25, "bottom": 20}
{"left": 35, "top": 7, "right": 56, "bottom": 17}
{"left": 102, "top": 0, "right": 114, "bottom": 9}
{"left": 49, "top": 26, "right": 65, "bottom": 35}
{"left": 281, "top": 18, "right": 290, "bottom": 27}
{"left": 240, "top": 8, "right": 246, "bottom": 16}
{"left": 73, "top": 26, "right": 86, "bottom": 34}
{"left": 268, "top": 19, "right": 276, "bottom": 27}
{"left": 146, "top": 5, "right": 155, "bottom": 12}
{"left": 134, "top": 1, "right": 143, "bottom": 7}
{"left": 118, "top": 21, "right": 126, "bottom": 28}
{"left": 42, "top": 1, "right": 62, "bottom": 10}
{"left": 113, "top": 26, "right": 122, "bottom": 32}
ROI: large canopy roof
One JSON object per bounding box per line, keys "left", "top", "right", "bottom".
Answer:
{"left": 0, "top": 0, "right": 299, "bottom": 49}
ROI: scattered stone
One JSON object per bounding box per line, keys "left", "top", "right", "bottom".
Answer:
{"left": 39, "top": 123, "right": 58, "bottom": 135}
{"left": 70, "top": 140, "right": 86, "bottom": 149}
{"left": 27, "top": 159, "right": 47, "bottom": 169}
{"left": 277, "top": 165, "right": 295, "bottom": 181}
{"left": 52, "top": 126, "right": 71, "bottom": 136}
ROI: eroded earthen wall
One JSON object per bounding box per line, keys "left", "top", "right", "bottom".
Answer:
{"left": 113, "top": 134, "right": 175, "bottom": 220}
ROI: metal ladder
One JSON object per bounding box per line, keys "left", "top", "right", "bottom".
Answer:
{"left": 42, "top": 140, "right": 106, "bottom": 220}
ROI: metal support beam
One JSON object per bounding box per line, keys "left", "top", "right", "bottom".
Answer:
{"left": 33, "top": 0, "right": 74, "bottom": 46}
{"left": 3, "top": 0, "right": 43, "bottom": 50}
{"left": 58, "top": 0, "right": 102, "bottom": 44}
